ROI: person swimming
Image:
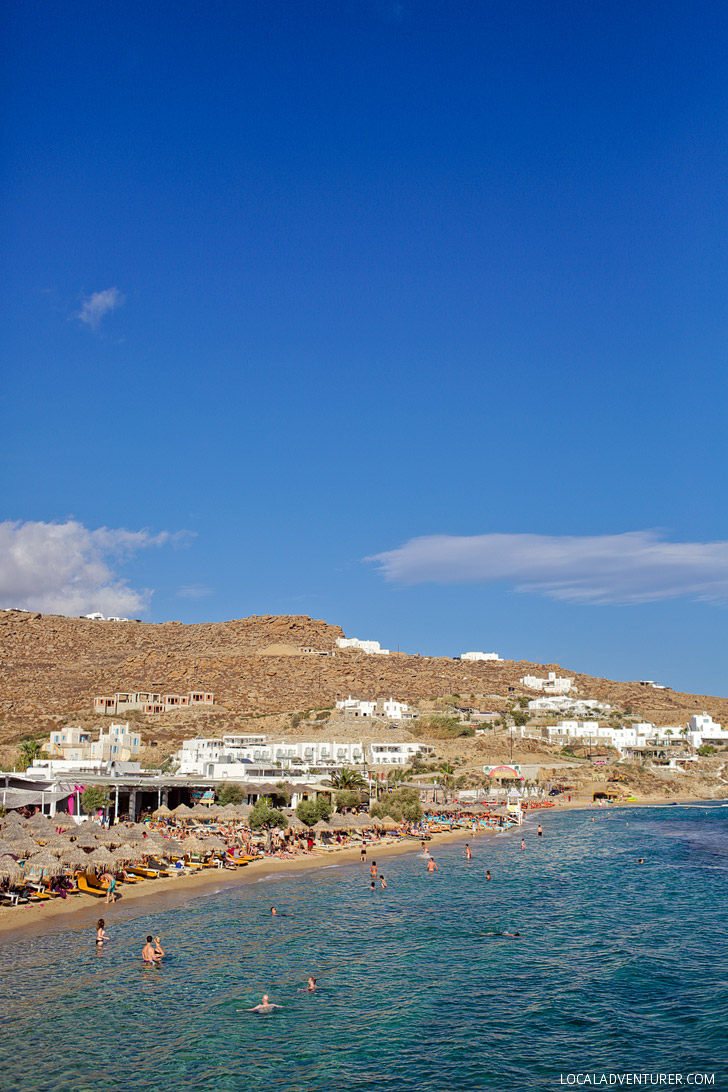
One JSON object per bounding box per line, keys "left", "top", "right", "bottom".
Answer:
{"left": 369, "top": 880, "right": 376, "bottom": 891}
{"left": 306, "top": 976, "right": 317, "bottom": 991}
{"left": 380, "top": 875, "right": 387, "bottom": 888}
{"left": 248, "top": 994, "right": 281, "bottom": 1013}
{"left": 270, "top": 906, "right": 277, "bottom": 915}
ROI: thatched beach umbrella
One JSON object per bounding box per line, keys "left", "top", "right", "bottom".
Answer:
{"left": 87, "top": 846, "right": 115, "bottom": 868}
{"left": 25, "top": 851, "right": 64, "bottom": 877}
{"left": 3, "top": 831, "right": 38, "bottom": 856}
{"left": 58, "top": 846, "right": 91, "bottom": 870}
{"left": 379, "top": 817, "right": 401, "bottom": 831}
{"left": 174, "top": 804, "right": 194, "bottom": 818}
{"left": 112, "top": 844, "right": 144, "bottom": 865}
{"left": 71, "top": 832, "right": 99, "bottom": 850}
{"left": 180, "top": 836, "right": 208, "bottom": 855}
{"left": 0, "top": 840, "right": 19, "bottom": 858}
{"left": 162, "top": 839, "right": 184, "bottom": 855}
{"left": 201, "top": 835, "right": 226, "bottom": 850}
{"left": 313, "top": 820, "right": 333, "bottom": 833}
{"left": 53, "top": 813, "right": 77, "bottom": 830}
{"left": 286, "top": 816, "right": 305, "bottom": 831}
{"left": 152, "top": 804, "right": 173, "bottom": 818}
{"left": 0, "top": 855, "right": 24, "bottom": 884}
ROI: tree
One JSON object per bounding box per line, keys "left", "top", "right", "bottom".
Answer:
{"left": 249, "top": 799, "right": 288, "bottom": 830}
{"left": 371, "top": 787, "right": 422, "bottom": 823}
{"left": 81, "top": 785, "right": 109, "bottom": 814}
{"left": 17, "top": 738, "right": 44, "bottom": 771}
{"left": 296, "top": 796, "right": 332, "bottom": 827}
{"left": 512, "top": 711, "right": 529, "bottom": 728}
{"left": 215, "top": 783, "right": 245, "bottom": 806}
{"left": 334, "top": 789, "right": 364, "bottom": 810}
{"left": 330, "top": 767, "right": 367, "bottom": 790}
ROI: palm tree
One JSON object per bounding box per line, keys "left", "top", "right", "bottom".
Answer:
{"left": 17, "top": 738, "right": 44, "bottom": 771}
{"left": 330, "top": 767, "right": 367, "bottom": 790}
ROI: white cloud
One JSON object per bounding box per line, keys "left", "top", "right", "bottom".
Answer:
{"left": 369, "top": 531, "right": 728, "bottom": 605}
{"left": 177, "top": 584, "right": 213, "bottom": 599}
{"left": 0, "top": 520, "right": 172, "bottom": 617}
{"left": 77, "top": 287, "right": 125, "bottom": 329}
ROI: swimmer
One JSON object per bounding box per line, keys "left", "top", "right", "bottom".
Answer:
{"left": 142, "top": 935, "right": 158, "bottom": 964}
{"left": 426, "top": 858, "right": 439, "bottom": 872}
{"left": 486, "top": 870, "right": 491, "bottom": 881}
{"left": 370, "top": 880, "right": 376, "bottom": 891}
{"left": 270, "top": 906, "right": 277, "bottom": 915}
{"left": 96, "top": 919, "right": 109, "bottom": 946}
{"left": 380, "top": 875, "right": 387, "bottom": 888}
{"left": 520, "top": 839, "right": 525, "bottom": 850}
{"left": 502, "top": 931, "right": 520, "bottom": 938}
{"left": 638, "top": 858, "right": 644, "bottom": 864}
{"left": 306, "top": 976, "right": 317, "bottom": 991}
{"left": 465, "top": 844, "right": 472, "bottom": 860}
{"left": 370, "top": 862, "right": 377, "bottom": 879}
{"left": 248, "top": 994, "right": 281, "bottom": 1013}
{"left": 537, "top": 824, "right": 543, "bottom": 837}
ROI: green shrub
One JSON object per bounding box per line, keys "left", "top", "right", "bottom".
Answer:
{"left": 215, "top": 783, "right": 245, "bottom": 805}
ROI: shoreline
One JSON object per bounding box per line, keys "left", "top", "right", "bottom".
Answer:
{"left": 2, "top": 795, "right": 721, "bottom": 942}
{"left": 0, "top": 826, "right": 486, "bottom": 942}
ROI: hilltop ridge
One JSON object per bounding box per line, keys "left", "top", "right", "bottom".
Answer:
{"left": 0, "top": 610, "right": 726, "bottom": 742}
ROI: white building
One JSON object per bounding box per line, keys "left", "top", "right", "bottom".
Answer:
{"left": 335, "top": 696, "right": 411, "bottom": 721}
{"left": 528, "top": 696, "right": 609, "bottom": 715}
{"left": 46, "top": 722, "right": 142, "bottom": 764}
{"left": 541, "top": 720, "right": 682, "bottom": 755}
{"left": 686, "top": 713, "right": 728, "bottom": 749}
{"left": 173, "top": 734, "right": 432, "bottom": 776}
{"left": 335, "top": 637, "right": 390, "bottom": 655}
{"left": 368, "top": 742, "right": 434, "bottom": 765}
{"left": 520, "top": 671, "right": 573, "bottom": 694}
{"left": 460, "top": 651, "right": 502, "bottom": 662}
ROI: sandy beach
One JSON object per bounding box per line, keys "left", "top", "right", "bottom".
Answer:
{"left": 0, "top": 825, "right": 488, "bottom": 942}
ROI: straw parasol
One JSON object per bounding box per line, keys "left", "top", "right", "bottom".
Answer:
{"left": 152, "top": 804, "right": 173, "bottom": 818}
{"left": 53, "top": 813, "right": 78, "bottom": 830}
{"left": 313, "top": 820, "right": 333, "bottom": 833}
{"left": 87, "top": 846, "right": 115, "bottom": 868}
{"left": 25, "top": 851, "right": 64, "bottom": 877}
{"left": 161, "top": 839, "right": 184, "bottom": 855}
{"left": 180, "top": 836, "right": 208, "bottom": 855}
{"left": 174, "top": 804, "right": 194, "bottom": 817}
{"left": 71, "top": 832, "right": 99, "bottom": 850}
{"left": 58, "top": 846, "right": 91, "bottom": 870}
{"left": 200, "top": 835, "right": 226, "bottom": 850}
{"left": 231, "top": 804, "right": 252, "bottom": 818}
{"left": 0, "top": 855, "right": 24, "bottom": 884}
{"left": 3, "top": 831, "right": 38, "bottom": 855}
{"left": 286, "top": 816, "right": 305, "bottom": 831}
{"left": 378, "top": 817, "right": 401, "bottom": 831}
{"left": 0, "top": 840, "right": 19, "bottom": 857}
{"left": 112, "top": 844, "right": 144, "bottom": 865}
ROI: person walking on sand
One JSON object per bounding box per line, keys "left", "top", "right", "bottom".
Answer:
{"left": 105, "top": 872, "right": 117, "bottom": 904}
{"left": 360, "top": 846, "right": 367, "bottom": 863}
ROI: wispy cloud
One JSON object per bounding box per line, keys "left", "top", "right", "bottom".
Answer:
{"left": 177, "top": 584, "right": 213, "bottom": 599}
{"left": 0, "top": 519, "right": 173, "bottom": 617}
{"left": 77, "top": 287, "right": 125, "bottom": 329}
{"left": 369, "top": 531, "right": 728, "bottom": 605}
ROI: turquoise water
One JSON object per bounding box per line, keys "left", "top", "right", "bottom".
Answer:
{"left": 1, "top": 806, "right": 726, "bottom": 1092}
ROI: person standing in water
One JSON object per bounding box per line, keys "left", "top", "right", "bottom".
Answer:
{"left": 537, "top": 824, "right": 543, "bottom": 837}
{"left": 370, "top": 862, "right": 377, "bottom": 879}
{"left": 360, "top": 846, "right": 367, "bottom": 863}
{"left": 520, "top": 838, "right": 525, "bottom": 850}
{"left": 426, "top": 858, "right": 439, "bottom": 872}
{"left": 249, "top": 994, "right": 281, "bottom": 1013}
{"left": 306, "top": 977, "right": 317, "bottom": 991}
{"left": 96, "top": 919, "right": 109, "bottom": 946}
{"left": 486, "top": 870, "right": 491, "bottom": 881}
{"left": 465, "top": 844, "right": 472, "bottom": 860}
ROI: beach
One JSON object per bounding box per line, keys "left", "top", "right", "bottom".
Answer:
{"left": 0, "top": 824, "right": 486, "bottom": 941}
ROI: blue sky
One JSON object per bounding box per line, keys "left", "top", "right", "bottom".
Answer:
{"left": 2, "top": 1, "right": 727, "bottom": 695}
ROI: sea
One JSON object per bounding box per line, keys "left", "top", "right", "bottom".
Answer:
{"left": 0, "top": 804, "right": 726, "bottom": 1092}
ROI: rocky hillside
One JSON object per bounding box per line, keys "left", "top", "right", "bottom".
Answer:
{"left": 1, "top": 610, "right": 727, "bottom": 744}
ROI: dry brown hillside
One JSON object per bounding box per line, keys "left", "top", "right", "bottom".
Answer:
{"left": 0, "top": 610, "right": 726, "bottom": 743}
